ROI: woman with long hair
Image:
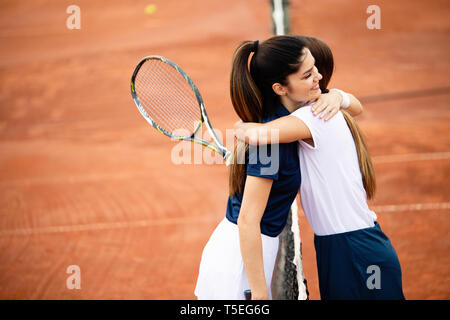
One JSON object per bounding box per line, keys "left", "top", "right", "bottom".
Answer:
{"left": 234, "top": 36, "right": 405, "bottom": 300}
{"left": 195, "top": 35, "right": 360, "bottom": 300}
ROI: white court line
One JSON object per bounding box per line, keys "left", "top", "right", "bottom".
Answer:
{"left": 0, "top": 172, "right": 151, "bottom": 187}
{"left": 0, "top": 202, "right": 448, "bottom": 237}
{"left": 0, "top": 215, "right": 215, "bottom": 237}
{"left": 372, "top": 202, "right": 450, "bottom": 213}
{"left": 373, "top": 152, "right": 450, "bottom": 164}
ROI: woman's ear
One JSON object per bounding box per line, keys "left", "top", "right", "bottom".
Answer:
{"left": 272, "top": 83, "right": 287, "bottom": 97}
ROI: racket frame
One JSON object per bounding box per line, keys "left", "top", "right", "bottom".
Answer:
{"left": 131, "top": 55, "right": 232, "bottom": 164}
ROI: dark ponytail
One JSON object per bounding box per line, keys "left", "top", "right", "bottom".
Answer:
{"left": 230, "top": 41, "right": 263, "bottom": 123}
{"left": 229, "top": 36, "right": 307, "bottom": 195}
{"left": 229, "top": 41, "right": 261, "bottom": 195}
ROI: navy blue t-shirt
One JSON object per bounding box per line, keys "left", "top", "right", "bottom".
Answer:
{"left": 226, "top": 103, "right": 301, "bottom": 237}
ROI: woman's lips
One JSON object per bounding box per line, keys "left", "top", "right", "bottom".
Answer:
{"left": 312, "top": 84, "right": 320, "bottom": 90}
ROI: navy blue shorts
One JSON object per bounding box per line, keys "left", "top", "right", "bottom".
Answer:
{"left": 314, "top": 222, "right": 405, "bottom": 300}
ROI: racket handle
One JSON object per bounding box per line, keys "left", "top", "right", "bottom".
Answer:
{"left": 244, "top": 289, "right": 252, "bottom": 300}
{"left": 224, "top": 150, "right": 233, "bottom": 166}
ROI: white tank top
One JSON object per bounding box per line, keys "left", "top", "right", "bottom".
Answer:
{"left": 290, "top": 105, "right": 377, "bottom": 236}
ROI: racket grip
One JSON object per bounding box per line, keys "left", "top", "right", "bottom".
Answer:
{"left": 224, "top": 150, "right": 233, "bottom": 166}
{"left": 244, "top": 289, "right": 252, "bottom": 300}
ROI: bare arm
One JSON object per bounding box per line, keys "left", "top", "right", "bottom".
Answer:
{"left": 238, "top": 175, "right": 273, "bottom": 300}
{"left": 345, "top": 93, "right": 364, "bottom": 117}
{"left": 233, "top": 89, "right": 363, "bottom": 146}
{"left": 234, "top": 115, "right": 312, "bottom": 145}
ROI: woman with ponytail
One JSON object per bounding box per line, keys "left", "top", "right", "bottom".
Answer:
{"left": 195, "top": 36, "right": 348, "bottom": 300}
{"left": 234, "top": 36, "right": 404, "bottom": 300}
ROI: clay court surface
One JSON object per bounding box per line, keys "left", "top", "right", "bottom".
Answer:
{"left": 0, "top": 0, "right": 449, "bottom": 299}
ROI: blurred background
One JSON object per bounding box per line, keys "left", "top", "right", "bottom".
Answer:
{"left": 0, "top": 0, "right": 449, "bottom": 299}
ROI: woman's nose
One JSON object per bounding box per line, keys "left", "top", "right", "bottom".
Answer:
{"left": 313, "top": 71, "right": 322, "bottom": 82}
{"left": 313, "top": 66, "right": 322, "bottom": 81}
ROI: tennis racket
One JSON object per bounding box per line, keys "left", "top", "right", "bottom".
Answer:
{"left": 130, "top": 55, "right": 232, "bottom": 165}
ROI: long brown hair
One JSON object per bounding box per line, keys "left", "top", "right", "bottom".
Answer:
{"left": 300, "top": 36, "right": 376, "bottom": 199}
{"left": 229, "top": 36, "right": 308, "bottom": 195}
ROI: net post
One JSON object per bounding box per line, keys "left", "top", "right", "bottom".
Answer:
{"left": 270, "top": 0, "right": 291, "bottom": 35}
{"left": 269, "top": 0, "right": 309, "bottom": 300}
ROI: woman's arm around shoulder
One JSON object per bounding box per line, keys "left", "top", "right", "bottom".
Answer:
{"left": 234, "top": 116, "right": 312, "bottom": 146}
{"left": 345, "top": 92, "right": 364, "bottom": 117}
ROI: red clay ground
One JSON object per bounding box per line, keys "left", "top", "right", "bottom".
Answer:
{"left": 0, "top": 0, "right": 449, "bottom": 299}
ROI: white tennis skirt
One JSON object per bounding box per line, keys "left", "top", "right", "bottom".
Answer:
{"left": 194, "top": 218, "right": 279, "bottom": 300}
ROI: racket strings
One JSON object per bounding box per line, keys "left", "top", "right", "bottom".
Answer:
{"left": 134, "top": 59, "right": 201, "bottom": 136}
{"left": 139, "top": 76, "right": 194, "bottom": 133}
{"left": 136, "top": 66, "right": 196, "bottom": 132}
{"left": 144, "top": 62, "right": 197, "bottom": 124}
{"left": 136, "top": 61, "right": 199, "bottom": 129}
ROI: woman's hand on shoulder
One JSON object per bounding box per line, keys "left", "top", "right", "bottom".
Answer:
{"left": 312, "top": 89, "right": 364, "bottom": 119}
{"left": 311, "top": 90, "right": 342, "bottom": 121}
